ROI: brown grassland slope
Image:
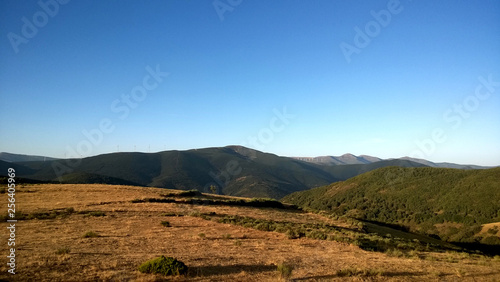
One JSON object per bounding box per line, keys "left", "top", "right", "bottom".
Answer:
{"left": 1, "top": 184, "right": 500, "bottom": 281}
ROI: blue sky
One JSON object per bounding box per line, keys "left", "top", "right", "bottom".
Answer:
{"left": 1, "top": 0, "right": 499, "bottom": 166}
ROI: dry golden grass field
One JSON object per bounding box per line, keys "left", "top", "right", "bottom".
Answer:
{"left": 1, "top": 184, "right": 500, "bottom": 281}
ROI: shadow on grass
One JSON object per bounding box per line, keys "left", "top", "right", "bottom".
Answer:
{"left": 454, "top": 242, "right": 500, "bottom": 256}
{"left": 293, "top": 271, "right": 426, "bottom": 281}
{"left": 188, "top": 264, "right": 276, "bottom": 277}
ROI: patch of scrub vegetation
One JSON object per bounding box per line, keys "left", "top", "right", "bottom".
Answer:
{"left": 0, "top": 208, "right": 108, "bottom": 221}
{"left": 131, "top": 193, "right": 299, "bottom": 210}
{"left": 2, "top": 208, "right": 74, "bottom": 220}
{"left": 138, "top": 255, "right": 188, "bottom": 276}
{"left": 162, "top": 212, "right": 183, "bottom": 217}
{"left": 130, "top": 198, "right": 176, "bottom": 204}
{"left": 160, "top": 189, "right": 201, "bottom": 198}
{"left": 190, "top": 212, "right": 447, "bottom": 256}
{"left": 85, "top": 211, "right": 106, "bottom": 217}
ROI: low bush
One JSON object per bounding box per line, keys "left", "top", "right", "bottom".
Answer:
{"left": 163, "top": 212, "right": 182, "bottom": 217}
{"left": 88, "top": 211, "right": 106, "bottom": 217}
{"left": 138, "top": 255, "right": 188, "bottom": 276}
{"left": 82, "top": 231, "right": 99, "bottom": 238}
{"left": 161, "top": 190, "right": 201, "bottom": 198}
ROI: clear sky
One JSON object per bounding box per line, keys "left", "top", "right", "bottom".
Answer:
{"left": 1, "top": 0, "right": 499, "bottom": 166}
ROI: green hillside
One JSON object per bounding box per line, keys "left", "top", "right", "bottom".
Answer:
{"left": 283, "top": 166, "right": 500, "bottom": 245}
{"left": 58, "top": 172, "right": 142, "bottom": 186}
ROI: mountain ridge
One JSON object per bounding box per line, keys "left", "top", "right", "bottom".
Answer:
{"left": 0, "top": 146, "right": 427, "bottom": 199}
{"left": 2, "top": 149, "right": 491, "bottom": 169}
{"left": 292, "top": 154, "right": 490, "bottom": 169}
{"left": 0, "top": 152, "right": 59, "bottom": 163}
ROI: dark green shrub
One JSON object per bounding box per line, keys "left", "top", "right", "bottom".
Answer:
{"left": 255, "top": 222, "right": 273, "bottom": 231}
{"left": 82, "top": 231, "right": 99, "bottom": 238}
{"left": 306, "top": 230, "right": 328, "bottom": 240}
{"left": 88, "top": 211, "right": 106, "bottom": 217}
{"left": 163, "top": 212, "right": 182, "bottom": 217}
{"left": 161, "top": 221, "right": 171, "bottom": 227}
{"left": 286, "top": 229, "right": 304, "bottom": 239}
{"left": 27, "top": 211, "right": 57, "bottom": 220}
{"left": 65, "top": 207, "right": 75, "bottom": 213}
{"left": 138, "top": 256, "right": 188, "bottom": 276}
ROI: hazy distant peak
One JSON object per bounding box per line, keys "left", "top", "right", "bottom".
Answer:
{"left": 0, "top": 152, "right": 58, "bottom": 163}
{"left": 293, "top": 154, "right": 488, "bottom": 169}
{"left": 398, "top": 156, "right": 488, "bottom": 169}
{"left": 359, "top": 155, "right": 383, "bottom": 163}
{"left": 293, "top": 153, "right": 380, "bottom": 165}
{"left": 340, "top": 153, "right": 356, "bottom": 158}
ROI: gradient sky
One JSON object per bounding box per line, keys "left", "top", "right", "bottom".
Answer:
{"left": 1, "top": 0, "right": 499, "bottom": 166}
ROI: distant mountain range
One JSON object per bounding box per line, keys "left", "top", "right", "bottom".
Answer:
{"left": 292, "top": 154, "right": 488, "bottom": 169}
{"left": 0, "top": 152, "right": 59, "bottom": 163}
{"left": 0, "top": 146, "right": 491, "bottom": 198}
{"left": 293, "top": 154, "right": 382, "bottom": 165}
